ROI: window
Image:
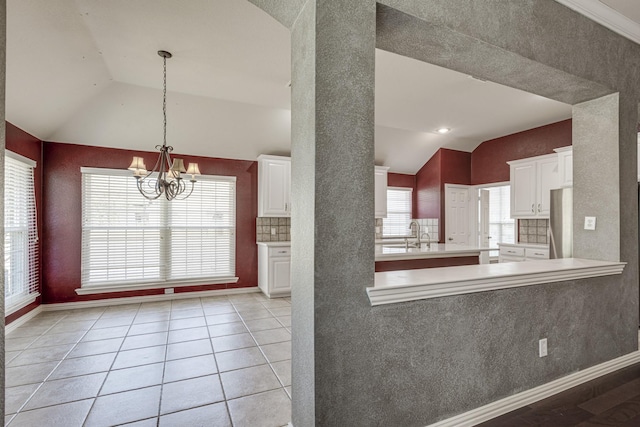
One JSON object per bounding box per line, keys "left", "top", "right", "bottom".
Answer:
{"left": 5, "top": 151, "right": 39, "bottom": 313}
{"left": 383, "top": 187, "right": 413, "bottom": 237}
{"left": 81, "top": 168, "right": 236, "bottom": 291}
{"left": 484, "top": 185, "right": 515, "bottom": 257}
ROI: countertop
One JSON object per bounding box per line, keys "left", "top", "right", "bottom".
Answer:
{"left": 368, "top": 258, "right": 626, "bottom": 306}
{"left": 256, "top": 241, "right": 291, "bottom": 247}
{"left": 375, "top": 243, "right": 490, "bottom": 261}
{"left": 257, "top": 241, "right": 488, "bottom": 262}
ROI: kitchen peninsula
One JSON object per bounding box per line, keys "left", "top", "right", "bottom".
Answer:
{"left": 374, "top": 243, "right": 490, "bottom": 271}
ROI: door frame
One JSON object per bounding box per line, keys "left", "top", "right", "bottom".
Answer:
{"left": 469, "top": 181, "right": 512, "bottom": 261}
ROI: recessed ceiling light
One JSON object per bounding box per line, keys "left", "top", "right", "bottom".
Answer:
{"left": 437, "top": 128, "right": 451, "bottom": 134}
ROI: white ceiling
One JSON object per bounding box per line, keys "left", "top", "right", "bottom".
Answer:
{"left": 6, "top": 0, "right": 635, "bottom": 174}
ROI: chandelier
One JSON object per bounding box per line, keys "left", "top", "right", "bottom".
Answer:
{"left": 128, "top": 50, "right": 200, "bottom": 200}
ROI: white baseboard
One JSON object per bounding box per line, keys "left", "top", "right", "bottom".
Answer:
{"left": 427, "top": 350, "right": 640, "bottom": 427}
{"left": 42, "top": 287, "right": 260, "bottom": 311}
{"left": 6, "top": 305, "right": 44, "bottom": 335}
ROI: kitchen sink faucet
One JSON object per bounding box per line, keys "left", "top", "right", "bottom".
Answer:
{"left": 409, "top": 220, "right": 422, "bottom": 248}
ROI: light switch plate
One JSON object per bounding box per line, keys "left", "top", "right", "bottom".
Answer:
{"left": 584, "top": 216, "right": 596, "bottom": 230}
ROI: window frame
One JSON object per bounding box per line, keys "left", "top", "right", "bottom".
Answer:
{"left": 78, "top": 167, "right": 238, "bottom": 295}
{"left": 4, "top": 150, "right": 40, "bottom": 314}
{"left": 382, "top": 186, "right": 414, "bottom": 238}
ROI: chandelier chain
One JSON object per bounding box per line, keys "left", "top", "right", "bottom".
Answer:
{"left": 163, "top": 54, "right": 167, "bottom": 148}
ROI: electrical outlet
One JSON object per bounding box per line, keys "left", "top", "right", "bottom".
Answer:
{"left": 375, "top": 226, "right": 381, "bottom": 234}
{"left": 539, "top": 338, "right": 548, "bottom": 357}
{"left": 584, "top": 216, "right": 596, "bottom": 230}
{"left": 271, "top": 227, "right": 277, "bottom": 235}
{"left": 164, "top": 288, "right": 174, "bottom": 294}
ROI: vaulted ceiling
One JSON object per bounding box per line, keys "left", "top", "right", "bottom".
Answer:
{"left": 6, "top": 1, "right": 636, "bottom": 174}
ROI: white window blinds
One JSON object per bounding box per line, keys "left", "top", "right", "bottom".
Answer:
{"left": 383, "top": 187, "right": 413, "bottom": 237}
{"left": 487, "top": 185, "right": 515, "bottom": 256}
{"left": 81, "top": 168, "right": 236, "bottom": 288}
{"left": 5, "top": 151, "right": 39, "bottom": 311}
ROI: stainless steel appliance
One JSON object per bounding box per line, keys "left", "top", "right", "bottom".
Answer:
{"left": 549, "top": 187, "right": 573, "bottom": 258}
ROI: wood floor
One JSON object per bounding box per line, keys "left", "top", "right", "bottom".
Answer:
{"left": 478, "top": 362, "right": 640, "bottom": 427}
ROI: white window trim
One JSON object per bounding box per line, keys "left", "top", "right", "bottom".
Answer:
{"left": 5, "top": 150, "right": 39, "bottom": 312}
{"left": 382, "top": 186, "right": 414, "bottom": 238}
{"left": 5, "top": 293, "right": 40, "bottom": 316}
{"left": 78, "top": 167, "right": 238, "bottom": 294}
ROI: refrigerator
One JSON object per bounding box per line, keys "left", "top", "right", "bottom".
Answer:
{"left": 549, "top": 188, "right": 573, "bottom": 259}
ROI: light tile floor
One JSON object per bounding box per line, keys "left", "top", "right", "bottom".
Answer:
{"left": 4, "top": 292, "right": 292, "bottom": 427}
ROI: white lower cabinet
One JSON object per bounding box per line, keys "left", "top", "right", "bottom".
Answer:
{"left": 498, "top": 243, "right": 549, "bottom": 263}
{"left": 258, "top": 243, "right": 291, "bottom": 298}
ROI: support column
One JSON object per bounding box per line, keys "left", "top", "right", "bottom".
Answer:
{"left": 0, "top": 0, "right": 7, "bottom": 421}
{"left": 290, "top": 1, "right": 376, "bottom": 425}
{"left": 573, "top": 93, "right": 621, "bottom": 261}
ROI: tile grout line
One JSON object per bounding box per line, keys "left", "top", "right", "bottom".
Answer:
{"left": 81, "top": 303, "right": 142, "bottom": 427}
{"left": 7, "top": 308, "right": 107, "bottom": 426}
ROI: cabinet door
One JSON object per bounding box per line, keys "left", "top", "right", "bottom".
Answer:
{"left": 270, "top": 257, "right": 291, "bottom": 294}
{"left": 259, "top": 158, "right": 291, "bottom": 217}
{"left": 510, "top": 162, "right": 536, "bottom": 218}
{"left": 536, "top": 158, "right": 558, "bottom": 217}
{"left": 374, "top": 167, "right": 388, "bottom": 218}
{"left": 557, "top": 150, "right": 573, "bottom": 188}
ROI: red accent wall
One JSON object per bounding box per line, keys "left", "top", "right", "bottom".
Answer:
{"left": 5, "top": 123, "right": 43, "bottom": 324}
{"left": 415, "top": 148, "right": 471, "bottom": 241}
{"left": 42, "top": 142, "right": 258, "bottom": 304}
{"left": 471, "top": 119, "right": 572, "bottom": 184}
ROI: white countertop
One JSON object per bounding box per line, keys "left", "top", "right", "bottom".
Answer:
{"left": 367, "top": 258, "right": 625, "bottom": 306}
{"left": 375, "top": 243, "right": 490, "bottom": 261}
{"left": 256, "top": 241, "right": 291, "bottom": 247}
{"left": 497, "top": 242, "right": 548, "bottom": 249}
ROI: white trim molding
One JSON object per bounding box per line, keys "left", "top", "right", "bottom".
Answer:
{"left": 368, "top": 258, "right": 625, "bottom": 306}
{"left": 6, "top": 293, "right": 40, "bottom": 316}
{"left": 427, "top": 350, "right": 640, "bottom": 427}
{"left": 49, "top": 286, "right": 259, "bottom": 311}
{"left": 75, "top": 277, "right": 239, "bottom": 295}
{"left": 554, "top": 0, "right": 640, "bottom": 45}
{"left": 6, "top": 305, "right": 44, "bottom": 335}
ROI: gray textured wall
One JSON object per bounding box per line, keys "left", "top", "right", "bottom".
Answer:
{"left": 0, "top": 0, "right": 6, "bottom": 421}
{"left": 254, "top": 0, "right": 640, "bottom": 425}
{"left": 573, "top": 94, "right": 620, "bottom": 261}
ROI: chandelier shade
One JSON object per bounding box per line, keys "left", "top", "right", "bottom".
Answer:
{"left": 129, "top": 50, "right": 200, "bottom": 201}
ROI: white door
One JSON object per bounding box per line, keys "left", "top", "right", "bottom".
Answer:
{"left": 479, "top": 189, "right": 490, "bottom": 264}
{"left": 445, "top": 184, "right": 471, "bottom": 245}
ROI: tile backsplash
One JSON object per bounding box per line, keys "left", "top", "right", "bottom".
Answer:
{"left": 256, "top": 217, "right": 290, "bottom": 242}
{"left": 518, "top": 219, "right": 548, "bottom": 244}
{"left": 375, "top": 218, "right": 439, "bottom": 241}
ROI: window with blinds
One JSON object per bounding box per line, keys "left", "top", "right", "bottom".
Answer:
{"left": 487, "top": 185, "right": 515, "bottom": 257}
{"left": 81, "top": 168, "right": 236, "bottom": 288}
{"left": 5, "top": 151, "right": 40, "bottom": 313}
{"left": 383, "top": 187, "right": 413, "bottom": 237}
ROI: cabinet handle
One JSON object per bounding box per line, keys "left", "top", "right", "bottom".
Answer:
{"left": 507, "top": 250, "right": 516, "bottom": 254}
{"left": 448, "top": 237, "right": 453, "bottom": 241}
{"left": 534, "top": 252, "right": 544, "bottom": 256}
{"left": 537, "top": 203, "right": 541, "bottom": 213}
{"left": 531, "top": 204, "right": 535, "bottom": 213}
{"left": 278, "top": 250, "right": 287, "bottom": 254}
{"left": 285, "top": 203, "right": 288, "bottom": 212}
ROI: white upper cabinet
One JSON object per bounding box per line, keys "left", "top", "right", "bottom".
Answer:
{"left": 554, "top": 146, "right": 573, "bottom": 188}
{"left": 375, "top": 166, "right": 389, "bottom": 219}
{"left": 258, "top": 155, "right": 291, "bottom": 217}
{"left": 508, "top": 153, "right": 559, "bottom": 219}
{"left": 258, "top": 155, "right": 389, "bottom": 218}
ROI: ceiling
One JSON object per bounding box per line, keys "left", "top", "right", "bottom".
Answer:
{"left": 6, "top": 1, "right": 636, "bottom": 174}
